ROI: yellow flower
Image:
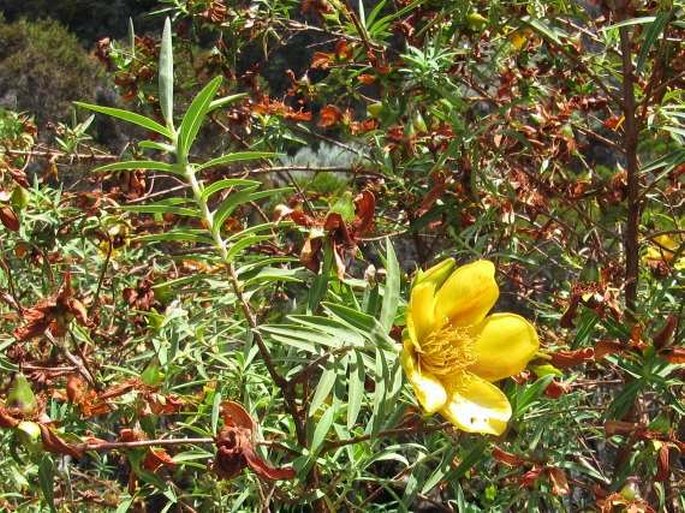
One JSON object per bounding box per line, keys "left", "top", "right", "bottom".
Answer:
{"left": 401, "top": 259, "right": 539, "bottom": 436}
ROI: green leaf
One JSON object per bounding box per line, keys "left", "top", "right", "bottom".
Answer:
{"left": 211, "top": 390, "right": 222, "bottom": 435}
{"left": 133, "top": 229, "right": 213, "bottom": 244}
{"left": 323, "top": 303, "right": 397, "bottom": 352}
{"left": 123, "top": 201, "right": 199, "bottom": 218}
{"left": 128, "top": 18, "right": 135, "bottom": 55}
{"left": 523, "top": 17, "right": 565, "bottom": 45}
{"left": 138, "top": 140, "right": 175, "bottom": 153}
{"left": 310, "top": 405, "right": 335, "bottom": 454}
{"left": 379, "top": 238, "right": 400, "bottom": 333}
{"left": 200, "top": 178, "right": 262, "bottom": 201}
{"left": 600, "top": 16, "right": 657, "bottom": 31}
{"left": 347, "top": 351, "right": 365, "bottom": 429}
{"left": 195, "top": 151, "right": 277, "bottom": 172}
{"left": 369, "top": 348, "right": 388, "bottom": 435}
{"left": 422, "top": 441, "right": 485, "bottom": 494}
{"left": 115, "top": 495, "right": 134, "bottom": 513}
{"left": 309, "top": 363, "right": 337, "bottom": 417}
{"left": 159, "top": 17, "right": 174, "bottom": 128}
{"left": 213, "top": 187, "right": 289, "bottom": 236}
{"left": 74, "top": 102, "right": 172, "bottom": 139}
{"left": 91, "top": 160, "right": 183, "bottom": 176}
{"left": 636, "top": 13, "right": 670, "bottom": 74}
{"left": 640, "top": 149, "right": 685, "bottom": 175}
{"left": 38, "top": 455, "right": 56, "bottom": 512}
{"left": 308, "top": 241, "right": 334, "bottom": 313}
{"left": 212, "top": 185, "right": 260, "bottom": 232}
{"left": 225, "top": 234, "right": 273, "bottom": 263}
{"left": 178, "top": 76, "right": 222, "bottom": 157}
{"left": 209, "top": 93, "right": 247, "bottom": 112}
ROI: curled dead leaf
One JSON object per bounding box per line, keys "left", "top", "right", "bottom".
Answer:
{"left": 143, "top": 447, "right": 177, "bottom": 472}
{"left": 0, "top": 205, "right": 20, "bottom": 231}
{"left": 547, "top": 467, "right": 570, "bottom": 496}
{"left": 548, "top": 347, "right": 595, "bottom": 368}
{"left": 213, "top": 401, "right": 295, "bottom": 481}
{"left": 39, "top": 424, "right": 82, "bottom": 459}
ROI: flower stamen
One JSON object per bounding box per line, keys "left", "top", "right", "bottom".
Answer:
{"left": 418, "top": 323, "right": 476, "bottom": 377}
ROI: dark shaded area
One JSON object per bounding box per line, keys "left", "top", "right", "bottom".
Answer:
{"left": 1, "top": 0, "right": 159, "bottom": 44}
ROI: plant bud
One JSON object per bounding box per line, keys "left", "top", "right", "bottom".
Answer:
{"left": 6, "top": 374, "right": 38, "bottom": 415}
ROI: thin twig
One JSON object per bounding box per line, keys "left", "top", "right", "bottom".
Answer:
{"left": 80, "top": 437, "right": 214, "bottom": 452}
{"left": 44, "top": 330, "right": 96, "bottom": 387}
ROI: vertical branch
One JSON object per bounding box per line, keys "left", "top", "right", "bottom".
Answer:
{"left": 618, "top": 24, "right": 640, "bottom": 323}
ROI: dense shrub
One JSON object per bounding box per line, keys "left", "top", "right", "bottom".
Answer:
{"left": 0, "top": 16, "right": 102, "bottom": 125}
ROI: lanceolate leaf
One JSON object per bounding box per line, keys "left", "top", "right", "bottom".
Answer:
{"left": 122, "top": 202, "right": 200, "bottom": 218}
{"left": 347, "top": 351, "right": 365, "bottom": 430}
{"left": 379, "top": 238, "right": 400, "bottom": 333}
{"left": 178, "top": 76, "right": 223, "bottom": 157}
{"left": 200, "top": 178, "right": 262, "bottom": 202}
{"left": 91, "top": 160, "right": 182, "bottom": 176}
{"left": 309, "top": 363, "right": 337, "bottom": 417}
{"left": 195, "top": 151, "right": 279, "bottom": 172}
{"left": 159, "top": 17, "right": 174, "bottom": 128}
{"left": 38, "top": 455, "right": 56, "bottom": 513}
{"left": 74, "top": 102, "right": 172, "bottom": 139}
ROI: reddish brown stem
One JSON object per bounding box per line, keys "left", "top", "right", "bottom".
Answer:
{"left": 618, "top": 24, "right": 641, "bottom": 324}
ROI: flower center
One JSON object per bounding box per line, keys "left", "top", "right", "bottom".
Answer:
{"left": 418, "top": 323, "right": 476, "bottom": 377}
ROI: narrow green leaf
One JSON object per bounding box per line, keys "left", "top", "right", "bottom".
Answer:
{"left": 196, "top": 151, "right": 278, "bottom": 172}
{"left": 310, "top": 405, "right": 335, "bottom": 454}
{"left": 38, "top": 455, "right": 56, "bottom": 512}
{"left": 91, "top": 160, "right": 182, "bottom": 176}
{"left": 200, "top": 178, "right": 261, "bottom": 201}
{"left": 636, "top": 13, "right": 670, "bottom": 74}
{"left": 123, "top": 203, "right": 200, "bottom": 218}
{"left": 212, "top": 186, "right": 260, "bottom": 232}
{"left": 347, "top": 351, "right": 365, "bottom": 430}
{"left": 209, "top": 93, "right": 247, "bottom": 112}
{"left": 308, "top": 241, "right": 334, "bottom": 313}
{"left": 600, "top": 16, "right": 657, "bottom": 31}
{"left": 369, "top": 348, "right": 388, "bottom": 435}
{"left": 323, "top": 303, "right": 397, "bottom": 352}
{"left": 309, "top": 363, "right": 337, "bottom": 417}
{"left": 640, "top": 148, "right": 685, "bottom": 175}
{"left": 422, "top": 442, "right": 485, "bottom": 494}
{"left": 379, "top": 239, "right": 400, "bottom": 333}
{"left": 115, "top": 495, "right": 134, "bottom": 513}
{"left": 128, "top": 18, "right": 135, "bottom": 55}
{"left": 133, "top": 229, "right": 213, "bottom": 244}
{"left": 523, "top": 17, "right": 565, "bottom": 45}
{"left": 178, "top": 76, "right": 223, "bottom": 156}
{"left": 225, "top": 222, "right": 278, "bottom": 241}
{"left": 225, "top": 234, "right": 273, "bottom": 263}
{"left": 211, "top": 390, "right": 222, "bottom": 435}
{"left": 138, "top": 140, "right": 175, "bottom": 153}
{"left": 159, "top": 17, "right": 174, "bottom": 128}
{"left": 74, "top": 102, "right": 171, "bottom": 138}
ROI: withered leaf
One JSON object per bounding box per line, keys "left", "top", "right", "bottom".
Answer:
{"left": 547, "top": 467, "right": 570, "bottom": 496}
{"left": 39, "top": 424, "right": 83, "bottom": 459}
{"left": 0, "top": 206, "right": 20, "bottom": 231}
{"left": 213, "top": 401, "right": 295, "bottom": 481}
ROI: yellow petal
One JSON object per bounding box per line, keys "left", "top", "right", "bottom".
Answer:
{"left": 469, "top": 313, "right": 539, "bottom": 382}
{"left": 400, "top": 341, "right": 447, "bottom": 414}
{"left": 407, "top": 280, "right": 437, "bottom": 349}
{"left": 434, "top": 260, "right": 499, "bottom": 327}
{"left": 440, "top": 373, "right": 511, "bottom": 435}
{"left": 414, "top": 257, "right": 456, "bottom": 290}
